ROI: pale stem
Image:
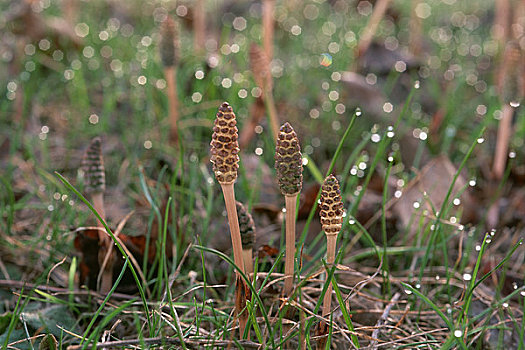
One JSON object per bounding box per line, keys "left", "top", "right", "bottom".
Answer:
{"left": 284, "top": 194, "right": 298, "bottom": 296}
{"left": 193, "top": 0, "right": 205, "bottom": 53}
{"left": 262, "top": 0, "right": 275, "bottom": 61}
{"left": 356, "top": 0, "right": 392, "bottom": 57}
{"left": 322, "top": 234, "right": 337, "bottom": 317}
{"left": 164, "top": 66, "right": 180, "bottom": 143}
{"left": 220, "top": 183, "right": 246, "bottom": 274}
{"left": 91, "top": 192, "right": 106, "bottom": 242}
{"left": 409, "top": 0, "right": 422, "bottom": 56}
{"left": 493, "top": 104, "right": 514, "bottom": 180}
{"left": 242, "top": 249, "right": 253, "bottom": 277}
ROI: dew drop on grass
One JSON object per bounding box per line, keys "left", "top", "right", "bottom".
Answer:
{"left": 475, "top": 244, "right": 481, "bottom": 251}
{"left": 510, "top": 101, "right": 520, "bottom": 108}
{"left": 454, "top": 330, "right": 463, "bottom": 338}
{"left": 348, "top": 219, "right": 355, "bottom": 225}
{"left": 414, "top": 80, "right": 420, "bottom": 89}
{"left": 47, "top": 205, "right": 54, "bottom": 211}
{"left": 415, "top": 283, "right": 421, "bottom": 289}
{"left": 463, "top": 273, "right": 472, "bottom": 281}
{"left": 435, "top": 275, "right": 440, "bottom": 280}
{"left": 477, "top": 138, "right": 484, "bottom": 144}
{"left": 502, "top": 302, "right": 509, "bottom": 308}
{"left": 404, "top": 289, "right": 412, "bottom": 295}
{"left": 521, "top": 291, "right": 525, "bottom": 297}
{"left": 469, "top": 179, "right": 476, "bottom": 187}
{"left": 453, "top": 198, "right": 461, "bottom": 205}
{"left": 355, "top": 108, "right": 362, "bottom": 116}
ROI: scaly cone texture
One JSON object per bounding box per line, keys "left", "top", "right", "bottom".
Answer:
{"left": 275, "top": 122, "right": 303, "bottom": 196}
{"left": 82, "top": 137, "right": 105, "bottom": 195}
{"left": 236, "top": 201, "right": 256, "bottom": 250}
{"left": 249, "top": 43, "right": 273, "bottom": 93}
{"left": 210, "top": 102, "right": 240, "bottom": 185}
{"left": 160, "top": 16, "right": 178, "bottom": 68}
{"left": 319, "top": 175, "right": 344, "bottom": 237}
{"left": 498, "top": 41, "right": 524, "bottom": 105}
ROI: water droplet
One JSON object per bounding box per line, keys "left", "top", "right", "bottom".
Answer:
{"left": 348, "top": 219, "right": 355, "bottom": 225}
{"left": 520, "top": 290, "right": 525, "bottom": 297}
{"left": 414, "top": 80, "right": 420, "bottom": 89}
{"left": 453, "top": 198, "right": 461, "bottom": 206}
{"left": 475, "top": 244, "right": 481, "bottom": 251}
{"left": 415, "top": 283, "right": 421, "bottom": 289}
{"left": 47, "top": 205, "right": 54, "bottom": 211}
{"left": 454, "top": 329, "right": 463, "bottom": 337}
{"left": 435, "top": 275, "right": 440, "bottom": 280}
{"left": 404, "top": 289, "right": 412, "bottom": 295}
{"left": 371, "top": 134, "right": 380, "bottom": 143}
{"left": 355, "top": 108, "right": 362, "bottom": 116}
{"left": 510, "top": 101, "right": 520, "bottom": 108}
{"left": 463, "top": 273, "right": 472, "bottom": 281}
{"left": 502, "top": 302, "right": 509, "bottom": 308}
{"left": 477, "top": 138, "right": 484, "bottom": 144}
{"left": 413, "top": 202, "right": 420, "bottom": 209}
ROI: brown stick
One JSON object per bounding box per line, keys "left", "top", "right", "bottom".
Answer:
{"left": 492, "top": 104, "right": 514, "bottom": 180}
{"left": 356, "top": 0, "right": 393, "bottom": 58}
{"left": 322, "top": 234, "right": 337, "bottom": 317}
{"left": 219, "top": 183, "right": 245, "bottom": 274}
{"left": 409, "top": 0, "right": 422, "bottom": 56}
{"left": 193, "top": 0, "right": 205, "bottom": 54}
{"left": 284, "top": 194, "right": 298, "bottom": 296}
{"left": 242, "top": 249, "right": 253, "bottom": 276}
{"left": 262, "top": 0, "right": 275, "bottom": 61}
{"left": 164, "top": 66, "right": 180, "bottom": 144}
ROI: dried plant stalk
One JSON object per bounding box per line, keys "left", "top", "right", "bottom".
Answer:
{"left": 193, "top": 0, "right": 206, "bottom": 53}
{"left": 493, "top": 41, "right": 523, "bottom": 179}
{"left": 82, "top": 137, "right": 114, "bottom": 294}
{"left": 262, "top": 0, "right": 275, "bottom": 61}
{"left": 236, "top": 201, "right": 256, "bottom": 276}
{"left": 160, "top": 16, "right": 180, "bottom": 144}
{"left": 249, "top": 43, "right": 279, "bottom": 140}
{"left": 275, "top": 122, "right": 303, "bottom": 295}
{"left": 356, "top": 0, "right": 393, "bottom": 58}
{"left": 409, "top": 0, "right": 422, "bottom": 56}
{"left": 210, "top": 102, "right": 248, "bottom": 336}
{"left": 319, "top": 175, "right": 343, "bottom": 318}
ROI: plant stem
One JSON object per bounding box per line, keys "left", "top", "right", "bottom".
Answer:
{"left": 322, "top": 234, "right": 337, "bottom": 317}
{"left": 284, "top": 194, "right": 297, "bottom": 296}
{"left": 493, "top": 103, "right": 514, "bottom": 180}
{"left": 219, "top": 183, "right": 245, "bottom": 274}
{"left": 164, "top": 66, "right": 180, "bottom": 144}
{"left": 193, "top": 0, "right": 205, "bottom": 54}
{"left": 262, "top": 0, "right": 275, "bottom": 61}
{"left": 356, "top": 0, "right": 392, "bottom": 58}
{"left": 242, "top": 249, "right": 253, "bottom": 276}
{"left": 220, "top": 183, "right": 248, "bottom": 337}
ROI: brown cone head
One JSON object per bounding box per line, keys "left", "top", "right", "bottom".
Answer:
{"left": 319, "top": 175, "right": 343, "bottom": 236}
{"left": 275, "top": 122, "right": 303, "bottom": 196}
{"left": 210, "top": 102, "right": 240, "bottom": 184}
{"left": 160, "top": 16, "right": 178, "bottom": 67}
{"left": 81, "top": 137, "right": 105, "bottom": 194}
{"left": 236, "top": 201, "right": 256, "bottom": 249}
{"left": 249, "top": 43, "right": 272, "bottom": 92}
